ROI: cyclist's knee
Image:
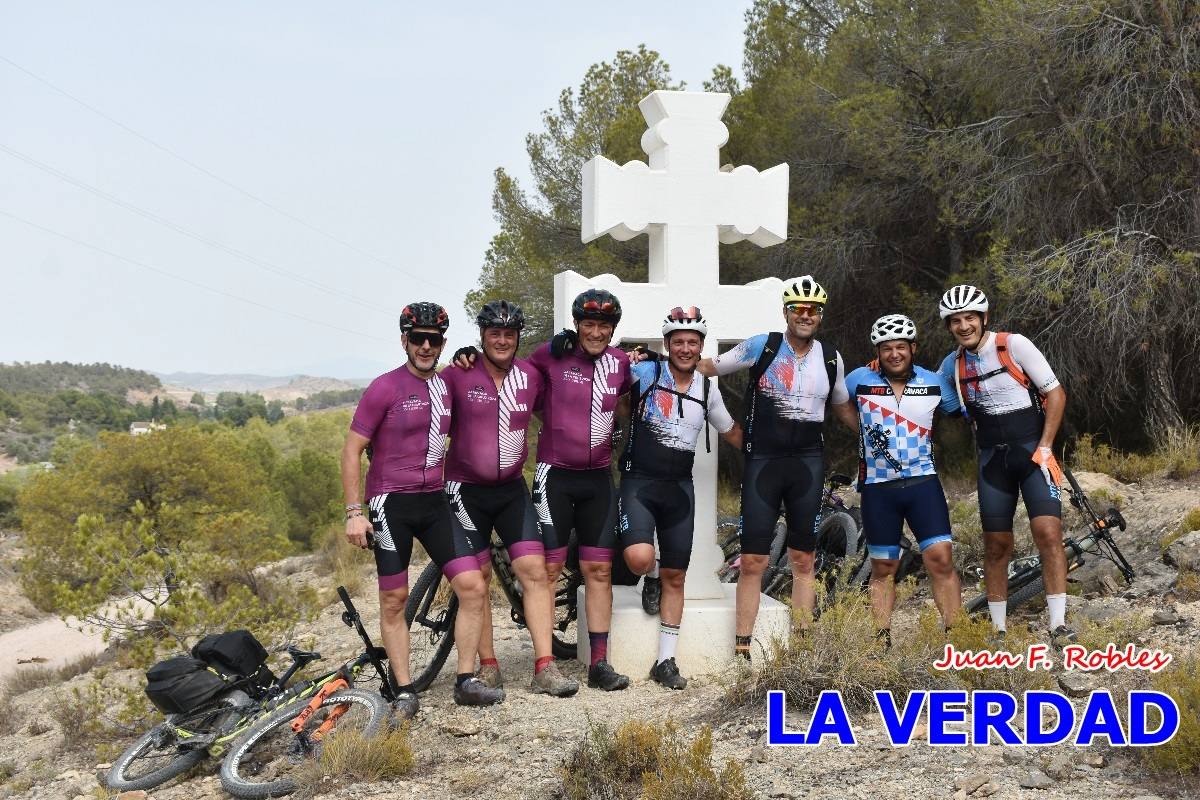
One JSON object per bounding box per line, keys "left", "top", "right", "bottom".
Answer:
{"left": 921, "top": 544, "right": 954, "bottom": 575}
{"left": 513, "top": 557, "right": 549, "bottom": 588}
{"left": 788, "top": 548, "right": 816, "bottom": 575}
{"left": 378, "top": 588, "right": 408, "bottom": 618}
{"left": 581, "top": 561, "right": 612, "bottom": 582}
{"left": 452, "top": 573, "right": 488, "bottom": 607}
{"left": 660, "top": 568, "right": 685, "bottom": 591}
{"left": 870, "top": 559, "right": 900, "bottom": 579}
{"left": 623, "top": 544, "right": 655, "bottom": 575}
{"left": 984, "top": 534, "right": 1014, "bottom": 561}
{"left": 738, "top": 554, "right": 768, "bottom": 576}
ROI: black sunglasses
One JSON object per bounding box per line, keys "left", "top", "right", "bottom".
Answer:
{"left": 407, "top": 331, "right": 445, "bottom": 347}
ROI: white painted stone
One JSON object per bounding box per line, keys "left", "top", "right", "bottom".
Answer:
{"left": 576, "top": 585, "right": 791, "bottom": 677}
{"left": 564, "top": 89, "right": 789, "bottom": 602}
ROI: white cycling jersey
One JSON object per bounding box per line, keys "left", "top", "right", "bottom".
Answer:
{"left": 938, "top": 332, "right": 1059, "bottom": 417}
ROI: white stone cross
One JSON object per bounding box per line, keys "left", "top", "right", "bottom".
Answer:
{"left": 557, "top": 90, "right": 789, "bottom": 600}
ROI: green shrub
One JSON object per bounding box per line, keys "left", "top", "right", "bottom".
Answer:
{"left": 559, "top": 720, "right": 753, "bottom": 800}
{"left": 1145, "top": 655, "right": 1200, "bottom": 774}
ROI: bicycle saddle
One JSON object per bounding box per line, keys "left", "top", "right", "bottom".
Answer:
{"left": 286, "top": 645, "right": 322, "bottom": 664}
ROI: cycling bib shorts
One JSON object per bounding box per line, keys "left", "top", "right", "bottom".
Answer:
{"left": 366, "top": 491, "right": 481, "bottom": 590}
{"left": 860, "top": 475, "right": 953, "bottom": 560}
{"left": 740, "top": 451, "right": 824, "bottom": 555}
{"left": 618, "top": 476, "right": 696, "bottom": 571}
{"left": 977, "top": 438, "right": 1061, "bottom": 531}
{"left": 532, "top": 463, "right": 618, "bottom": 563}
{"left": 445, "top": 477, "right": 544, "bottom": 566}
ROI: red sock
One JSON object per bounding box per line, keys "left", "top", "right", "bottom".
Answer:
{"left": 535, "top": 656, "right": 554, "bottom": 674}
{"left": 480, "top": 657, "right": 499, "bottom": 668}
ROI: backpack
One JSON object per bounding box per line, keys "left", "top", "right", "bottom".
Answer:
{"left": 636, "top": 359, "right": 712, "bottom": 450}
{"left": 144, "top": 655, "right": 229, "bottom": 715}
{"left": 952, "top": 331, "right": 1044, "bottom": 420}
{"left": 191, "top": 630, "right": 274, "bottom": 690}
{"left": 742, "top": 332, "right": 840, "bottom": 455}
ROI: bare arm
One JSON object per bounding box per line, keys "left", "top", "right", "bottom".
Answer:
{"left": 1039, "top": 386, "right": 1067, "bottom": 450}
{"left": 696, "top": 357, "right": 717, "bottom": 378}
{"left": 831, "top": 400, "right": 859, "bottom": 432}
{"left": 341, "top": 431, "right": 373, "bottom": 549}
{"left": 720, "top": 421, "right": 743, "bottom": 451}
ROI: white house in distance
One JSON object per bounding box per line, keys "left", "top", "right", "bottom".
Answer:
{"left": 129, "top": 421, "right": 166, "bottom": 436}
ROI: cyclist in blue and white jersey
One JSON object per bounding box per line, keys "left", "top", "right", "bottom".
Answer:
{"left": 842, "top": 314, "right": 962, "bottom": 641}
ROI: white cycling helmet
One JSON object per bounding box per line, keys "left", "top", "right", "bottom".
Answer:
{"left": 662, "top": 305, "right": 707, "bottom": 338}
{"left": 939, "top": 284, "right": 989, "bottom": 319}
{"left": 870, "top": 314, "right": 917, "bottom": 345}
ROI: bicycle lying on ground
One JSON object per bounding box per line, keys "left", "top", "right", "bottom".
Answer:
{"left": 965, "top": 466, "right": 1135, "bottom": 616}
{"left": 404, "top": 533, "right": 582, "bottom": 692}
{"left": 107, "top": 587, "right": 394, "bottom": 797}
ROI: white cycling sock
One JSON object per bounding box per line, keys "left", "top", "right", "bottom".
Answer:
{"left": 1046, "top": 593, "right": 1067, "bottom": 629}
{"left": 649, "top": 558, "right": 659, "bottom": 579}
{"left": 657, "top": 622, "right": 680, "bottom": 664}
{"left": 988, "top": 601, "right": 1007, "bottom": 633}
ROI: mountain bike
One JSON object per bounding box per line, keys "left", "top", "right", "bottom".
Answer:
{"left": 404, "top": 534, "right": 582, "bottom": 692}
{"left": 964, "top": 466, "right": 1135, "bottom": 615}
{"left": 107, "top": 587, "right": 394, "bottom": 794}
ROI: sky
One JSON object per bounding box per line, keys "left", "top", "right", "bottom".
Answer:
{"left": 0, "top": 1, "right": 749, "bottom": 379}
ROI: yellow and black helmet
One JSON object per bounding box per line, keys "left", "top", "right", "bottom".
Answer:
{"left": 782, "top": 275, "right": 828, "bottom": 306}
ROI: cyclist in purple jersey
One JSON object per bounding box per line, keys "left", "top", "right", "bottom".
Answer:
{"left": 341, "top": 302, "right": 503, "bottom": 717}
{"left": 443, "top": 300, "right": 578, "bottom": 698}
{"left": 460, "top": 289, "right": 633, "bottom": 691}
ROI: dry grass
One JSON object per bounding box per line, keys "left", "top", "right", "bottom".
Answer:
{"left": 1144, "top": 654, "right": 1200, "bottom": 775}
{"left": 2, "top": 651, "right": 102, "bottom": 698}
{"left": 558, "top": 719, "right": 753, "bottom": 800}
{"left": 950, "top": 499, "right": 985, "bottom": 575}
{"left": 314, "top": 523, "right": 368, "bottom": 599}
{"left": 294, "top": 725, "right": 415, "bottom": 796}
{"left": 1073, "top": 428, "right": 1200, "bottom": 484}
{"left": 1174, "top": 571, "right": 1200, "bottom": 602}
{"left": 1163, "top": 507, "right": 1200, "bottom": 551}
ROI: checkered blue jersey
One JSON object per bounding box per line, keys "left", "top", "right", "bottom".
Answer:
{"left": 845, "top": 365, "right": 960, "bottom": 485}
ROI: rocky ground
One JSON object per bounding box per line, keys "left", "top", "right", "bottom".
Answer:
{"left": 1, "top": 471, "right": 1198, "bottom": 800}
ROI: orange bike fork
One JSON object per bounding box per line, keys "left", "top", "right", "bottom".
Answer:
{"left": 290, "top": 677, "right": 351, "bottom": 739}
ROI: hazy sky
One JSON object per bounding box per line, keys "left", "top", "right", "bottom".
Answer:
{"left": 1, "top": 2, "right": 748, "bottom": 379}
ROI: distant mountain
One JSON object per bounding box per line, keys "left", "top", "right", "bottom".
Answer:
{"left": 148, "top": 373, "right": 368, "bottom": 405}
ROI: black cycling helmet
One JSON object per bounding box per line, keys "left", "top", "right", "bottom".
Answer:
{"left": 476, "top": 299, "right": 525, "bottom": 330}
{"left": 571, "top": 288, "right": 622, "bottom": 326}
{"left": 399, "top": 301, "right": 449, "bottom": 334}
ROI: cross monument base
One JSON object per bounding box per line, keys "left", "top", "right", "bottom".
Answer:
{"left": 575, "top": 585, "right": 791, "bottom": 678}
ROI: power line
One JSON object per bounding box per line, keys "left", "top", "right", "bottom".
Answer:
{"left": 0, "top": 208, "right": 395, "bottom": 345}
{"left": 0, "top": 142, "right": 395, "bottom": 317}
{"left": 0, "top": 52, "right": 457, "bottom": 295}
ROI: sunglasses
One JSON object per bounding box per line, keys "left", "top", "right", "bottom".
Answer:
{"left": 582, "top": 299, "right": 617, "bottom": 313}
{"left": 667, "top": 305, "right": 702, "bottom": 321}
{"left": 407, "top": 331, "right": 445, "bottom": 347}
{"left": 786, "top": 303, "right": 824, "bottom": 318}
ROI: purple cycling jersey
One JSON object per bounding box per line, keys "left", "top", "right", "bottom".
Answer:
{"left": 443, "top": 358, "right": 543, "bottom": 485}
{"left": 529, "top": 341, "right": 632, "bottom": 470}
{"left": 350, "top": 365, "right": 451, "bottom": 498}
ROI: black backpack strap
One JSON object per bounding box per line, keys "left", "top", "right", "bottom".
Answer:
{"left": 742, "top": 332, "right": 783, "bottom": 455}
{"left": 819, "top": 339, "right": 839, "bottom": 407}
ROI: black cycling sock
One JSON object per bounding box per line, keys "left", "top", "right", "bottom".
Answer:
{"left": 397, "top": 683, "right": 416, "bottom": 695}
{"left": 455, "top": 673, "right": 472, "bottom": 687}
{"left": 735, "top": 634, "right": 752, "bottom": 661}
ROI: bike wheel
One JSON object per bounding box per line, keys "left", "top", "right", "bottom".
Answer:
{"left": 403, "top": 561, "right": 457, "bottom": 693}
{"left": 106, "top": 695, "right": 244, "bottom": 791}
{"left": 966, "top": 575, "right": 1047, "bottom": 616}
{"left": 550, "top": 563, "right": 580, "bottom": 660}
{"left": 219, "top": 687, "right": 388, "bottom": 799}
{"left": 813, "top": 512, "right": 861, "bottom": 581}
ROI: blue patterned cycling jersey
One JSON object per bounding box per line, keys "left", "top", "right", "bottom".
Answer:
{"left": 845, "top": 365, "right": 959, "bottom": 485}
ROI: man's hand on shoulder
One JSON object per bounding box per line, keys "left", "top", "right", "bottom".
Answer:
{"left": 550, "top": 329, "right": 578, "bottom": 358}
{"left": 628, "top": 345, "right": 661, "bottom": 364}
{"left": 451, "top": 346, "right": 478, "bottom": 370}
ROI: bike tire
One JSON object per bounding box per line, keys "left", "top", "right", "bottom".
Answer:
{"left": 219, "top": 687, "right": 389, "bottom": 799}
{"left": 403, "top": 561, "right": 457, "bottom": 693}
{"left": 965, "top": 574, "right": 1047, "bottom": 616}
{"left": 105, "top": 723, "right": 207, "bottom": 791}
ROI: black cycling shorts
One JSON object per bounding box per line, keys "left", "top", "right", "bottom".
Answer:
{"left": 618, "top": 476, "right": 696, "bottom": 571}
{"left": 740, "top": 451, "right": 824, "bottom": 555}
{"left": 860, "top": 475, "right": 953, "bottom": 560}
{"left": 532, "top": 463, "right": 617, "bottom": 563}
{"left": 977, "top": 438, "right": 1062, "bottom": 532}
{"left": 366, "top": 491, "right": 481, "bottom": 591}
{"left": 445, "top": 478, "right": 544, "bottom": 565}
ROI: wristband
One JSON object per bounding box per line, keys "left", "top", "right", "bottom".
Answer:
{"left": 345, "top": 503, "right": 362, "bottom": 511}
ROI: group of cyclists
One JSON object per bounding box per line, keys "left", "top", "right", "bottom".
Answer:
{"left": 340, "top": 275, "right": 1075, "bottom": 718}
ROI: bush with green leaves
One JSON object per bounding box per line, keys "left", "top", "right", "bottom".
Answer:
{"left": 18, "top": 426, "right": 316, "bottom": 664}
